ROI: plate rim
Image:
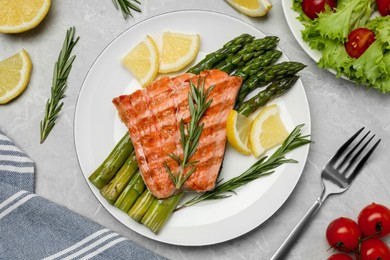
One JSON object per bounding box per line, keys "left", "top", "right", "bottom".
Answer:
{"left": 73, "top": 9, "right": 312, "bottom": 246}
{"left": 281, "top": 0, "right": 322, "bottom": 63}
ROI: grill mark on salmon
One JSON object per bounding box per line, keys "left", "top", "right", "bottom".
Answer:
{"left": 182, "top": 70, "right": 242, "bottom": 192}
{"left": 113, "top": 70, "right": 242, "bottom": 198}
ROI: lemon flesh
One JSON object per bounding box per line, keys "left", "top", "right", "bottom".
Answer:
{"left": 249, "top": 104, "right": 289, "bottom": 157}
{"left": 0, "top": 50, "right": 32, "bottom": 104}
{"left": 122, "top": 35, "right": 159, "bottom": 87}
{"left": 226, "top": 110, "right": 252, "bottom": 155}
{"left": 0, "top": 0, "right": 51, "bottom": 33}
{"left": 159, "top": 32, "right": 200, "bottom": 73}
{"left": 225, "top": 0, "right": 272, "bottom": 17}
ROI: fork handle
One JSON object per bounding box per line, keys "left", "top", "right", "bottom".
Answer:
{"left": 270, "top": 198, "right": 323, "bottom": 260}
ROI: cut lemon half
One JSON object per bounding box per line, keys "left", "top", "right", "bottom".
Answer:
{"left": 226, "top": 110, "right": 253, "bottom": 155}
{"left": 249, "top": 104, "right": 289, "bottom": 157}
{"left": 159, "top": 31, "right": 200, "bottom": 73}
{"left": 225, "top": 0, "right": 272, "bottom": 17}
{"left": 122, "top": 35, "right": 159, "bottom": 87}
{"left": 0, "top": 50, "right": 32, "bottom": 104}
{"left": 0, "top": 0, "right": 51, "bottom": 34}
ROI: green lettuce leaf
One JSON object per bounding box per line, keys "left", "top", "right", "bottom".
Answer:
{"left": 315, "top": 0, "right": 362, "bottom": 42}
{"left": 302, "top": 21, "right": 325, "bottom": 51}
{"left": 374, "top": 53, "right": 390, "bottom": 92}
{"left": 349, "top": 0, "right": 376, "bottom": 29}
{"left": 318, "top": 38, "right": 353, "bottom": 77}
{"left": 367, "top": 16, "right": 390, "bottom": 48}
{"left": 350, "top": 41, "right": 385, "bottom": 85}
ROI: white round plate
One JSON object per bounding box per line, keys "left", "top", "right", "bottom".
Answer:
{"left": 74, "top": 10, "right": 311, "bottom": 246}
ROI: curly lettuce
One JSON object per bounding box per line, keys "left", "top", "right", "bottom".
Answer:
{"left": 347, "top": 16, "right": 390, "bottom": 92}
{"left": 318, "top": 39, "right": 353, "bottom": 77}
{"left": 316, "top": 0, "right": 373, "bottom": 42}
{"left": 367, "top": 16, "right": 390, "bottom": 47}
{"left": 292, "top": 0, "right": 390, "bottom": 93}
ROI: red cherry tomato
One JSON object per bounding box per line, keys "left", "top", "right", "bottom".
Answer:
{"left": 377, "top": 0, "right": 390, "bottom": 16}
{"left": 358, "top": 203, "right": 390, "bottom": 238}
{"left": 327, "top": 253, "right": 354, "bottom": 260}
{"left": 345, "top": 28, "right": 376, "bottom": 59}
{"left": 326, "top": 217, "right": 362, "bottom": 252}
{"left": 360, "top": 239, "right": 390, "bottom": 260}
{"left": 301, "top": 0, "right": 337, "bottom": 19}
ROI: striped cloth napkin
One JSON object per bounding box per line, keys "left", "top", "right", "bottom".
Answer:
{"left": 0, "top": 129, "right": 166, "bottom": 260}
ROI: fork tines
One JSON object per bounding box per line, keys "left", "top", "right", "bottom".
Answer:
{"left": 332, "top": 127, "right": 381, "bottom": 180}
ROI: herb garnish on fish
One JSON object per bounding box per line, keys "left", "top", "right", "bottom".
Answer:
{"left": 164, "top": 78, "right": 215, "bottom": 189}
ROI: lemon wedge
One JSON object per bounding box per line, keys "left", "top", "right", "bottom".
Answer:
{"left": 249, "top": 104, "right": 289, "bottom": 157}
{"left": 226, "top": 110, "right": 253, "bottom": 155}
{"left": 0, "top": 50, "right": 32, "bottom": 104}
{"left": 122, "top": 35, "right": 159, "bottom": 87}
{"left": 159, "top": 31, "right": 200, "bottom": 73}
{"left": 0, "top": 0, "right": 51, "bottom": 34}
{"left": 225, "top": 0, "right": 272, "bottom": 17}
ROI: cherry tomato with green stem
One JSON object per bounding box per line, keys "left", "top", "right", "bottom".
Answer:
{"left": 326, "top": 217, "right": 361, "bottom": 252}
{"left": 358, "top": 203, "right": 390, "bottom": 239}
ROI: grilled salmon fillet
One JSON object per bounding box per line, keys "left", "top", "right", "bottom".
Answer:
{"left": 113, "top": 70, "right": 242, "bottom": 198}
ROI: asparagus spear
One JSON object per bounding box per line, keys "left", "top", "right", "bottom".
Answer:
{"left": 215, "top": 36, "right": 280, "bottom": 74}
{"left": 114, "top": 171, "right": 145, "bottom": 212}
{"left": 141, "top": 192, "right": 184, "bottom": 234}
{"left": 89, "top": 133, "right": 133, "bottom": 189}
{"left": 233, "top": 50, "right": 282, "bottom": 79}
{"left": 237, "top": 75, "right": 300, "bottom": 117}
{"left": 100, "top": 152, "right": 138, "bottom": 204}
{"left": 187, "top": 33, "right": 255, "bottom": 74}
{"left": 128, "top": 190, "right": 156, "bottom": 222}
{"left": 236, "top": 61, "right": 306, "bottom": 105}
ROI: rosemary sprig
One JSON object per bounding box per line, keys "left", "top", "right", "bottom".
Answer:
{"left": 164, "top": 78, "right": 215, "bottom": 189}
{"left": 112, "top": 0, "right": 141, "bottom": 19}
{"left": 40, "top": 27, "right": 79, "bottom": 144}
{"left": 176, "top": 124, "right": 312, "bottom": 210}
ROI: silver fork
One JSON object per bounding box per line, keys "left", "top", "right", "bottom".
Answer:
{"left": 271, "top": 128, "right": 381, "bottom": 260}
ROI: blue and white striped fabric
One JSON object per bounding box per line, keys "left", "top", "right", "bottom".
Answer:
{"left": 0, "top": 129, "right": 35, "bottom": 192}
{"left": 0, "top": 129, "right": 166, "bottom": 260}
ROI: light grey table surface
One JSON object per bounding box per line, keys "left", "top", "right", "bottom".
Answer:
{"left": 1, "top": 1, "right": 389, "bottom": 259}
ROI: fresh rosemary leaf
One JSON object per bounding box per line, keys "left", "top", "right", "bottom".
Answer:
{"left": 40, "top": 27, "right": 79, "bottom": 143}
{"left": 112, "top": 0, "right": 141, "bottom": 19}
{"left": 176, "top": 124, "right": 312, "bottom": 210}
{"left": 165, "top": 78, "right": 215, "bottom": 189}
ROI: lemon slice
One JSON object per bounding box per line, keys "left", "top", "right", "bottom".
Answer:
{"left": 122, "top": 35, "right": 159, "bottom": 87}
{"left": 0, "top": 0, "right": 51, "bottom": 34}
{"left": 0, "top": 50, "right": 32, "bottom": 104}
{"left": 225, "top": 0, "right": 272, "bottom": 17}
{"left": 249, "top": 104, "right": 289, "bottom": 157}
{"left": 159, "top": 31, "right": 200, "bottom": 73}
{"left": 226, "top": 110, "right": 253, "bottom": 155}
